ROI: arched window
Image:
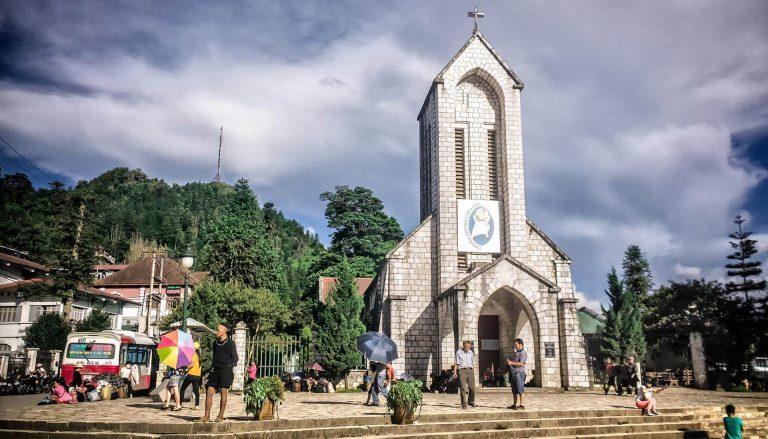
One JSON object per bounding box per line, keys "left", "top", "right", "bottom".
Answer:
{"left": 0, "top": 344, "right": 11, "bottom": 354}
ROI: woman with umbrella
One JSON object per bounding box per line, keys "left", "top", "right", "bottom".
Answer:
{"left": 156, "top": 329, "right": 196, "bottom": 412}
{"left": 356, "top": 332, "right": 398, "bottom": 407}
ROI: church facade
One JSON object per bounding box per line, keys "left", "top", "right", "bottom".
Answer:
{"left": 363, "top": 30, "right": 590, "bottom": 389}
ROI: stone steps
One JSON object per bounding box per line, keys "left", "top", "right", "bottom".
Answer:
{"left": 1, "top": 405, "right": 766, "bottom": 438}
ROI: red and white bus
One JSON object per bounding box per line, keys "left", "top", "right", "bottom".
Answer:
{"left": 61, "top": 330, "right": 157, "bottom": 391}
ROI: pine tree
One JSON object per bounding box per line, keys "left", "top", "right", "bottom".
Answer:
{"left": 314, "top": 257, "right": 366, "bottom": 380}
{"left": 725, "top": 214, "right": 766, "bottom": 302}
{"left": 622, "top": 245, "right": 653, "bottom": 304}
{"left": 600, "top": 267, "right": 646, "bottom": 361}
{"left": 199, "top": 179, "right": 288, "bottom": 295}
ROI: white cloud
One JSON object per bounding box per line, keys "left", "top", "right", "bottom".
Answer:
{"left": 1, "top": 0, "right": 767, "bottom": 308}
{"left": 673, "top": 263, "right": 702, "bottom": 278}
{"left": 575, "top": 290, "right": 603, "bottom": 313}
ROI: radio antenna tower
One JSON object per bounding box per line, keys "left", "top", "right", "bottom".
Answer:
{"left": 214, "top": 126, "right": 223, "bottom": 184}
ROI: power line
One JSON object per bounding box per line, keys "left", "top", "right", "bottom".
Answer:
{"left": 0, "top": 147, "right": 51, "bottom": 187}
{"left": 0, "top": 134, "right": 57, "bottom": 182}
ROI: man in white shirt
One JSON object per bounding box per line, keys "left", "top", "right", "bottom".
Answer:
{"left": 453, "top": 340, "right": 476, "bottom": 409}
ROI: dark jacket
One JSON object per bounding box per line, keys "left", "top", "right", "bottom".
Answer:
{"left": 212, "top": 336, "right": 238, "bottom": 369}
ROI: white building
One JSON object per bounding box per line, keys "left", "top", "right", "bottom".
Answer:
{"left": 0, "top": 252, "right": 132, "bottom": 354}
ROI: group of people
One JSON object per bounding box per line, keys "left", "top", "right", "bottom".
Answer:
{"left": 603, "top": 356, "right": 644, "bottom": 396}
{"left": 159, "top": 341, "right": 202, "bottom": 411}
{"left": 153, "top": 322, "right": 238, "bottom": 422}
{"left": 453, "top": 338, "right": 529, "bottom": 410}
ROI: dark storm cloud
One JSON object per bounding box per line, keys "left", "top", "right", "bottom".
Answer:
{"left": 1, "top": 0, "right": 767, "bottom": 307}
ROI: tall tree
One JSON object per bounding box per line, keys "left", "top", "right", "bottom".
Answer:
{"left": 320, "top": 186, "right": 403, "bottom": 276}
{"left": 22, "top": 313, "right": 71, "bottom": 351}
{"left": 600, "top": 267, "right": 646, "bottom": 361}
{"left": 645, "top": 279, "right": 737, "bottom": 367}
{"left": 622, "top": 245, "right": 653, "bottom": 305}
{"left": 314, "top": 257, "right": 366, "bottom": 379}
{"left": 199, "top": 179, "right": 288, "bottom": 295}
{"left": 725, "top": 214, "right": 766, "bottom": 302}
{"left": 50, "top": 183, "right": 98, "bottom": 320}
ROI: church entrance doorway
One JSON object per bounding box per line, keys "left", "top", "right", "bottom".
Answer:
{"left": 478, "top": 315, "right": 500, "bottom": 384}
{"left": 477, "top": 287, "right": 539, "bottom": 386}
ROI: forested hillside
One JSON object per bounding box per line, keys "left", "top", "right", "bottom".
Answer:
{"left": 0, "top": 168, "right": 323, "bottom": 295}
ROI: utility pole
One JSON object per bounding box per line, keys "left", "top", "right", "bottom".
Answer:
{"left": 145, "top": 252, "right": 157, "bottom": 336}
{"left": 214, "top": 126, "right": 223, "bottom": 184}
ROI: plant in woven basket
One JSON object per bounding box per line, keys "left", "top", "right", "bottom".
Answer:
{"left": 386, "top": 379, "right": 423, "bottom": 414}
{"left": 244, "top": 376, "right": 285, "bottom": 418}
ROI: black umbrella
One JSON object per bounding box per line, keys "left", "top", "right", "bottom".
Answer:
{"left": 356, "top": 331, "right": 398, "bottom": 364}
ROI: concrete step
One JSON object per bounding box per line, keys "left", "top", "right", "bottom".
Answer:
{"left": 3, "top": 405, "right": 766, "bottom": 438}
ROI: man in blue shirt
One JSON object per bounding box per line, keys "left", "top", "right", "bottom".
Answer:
{"left": 506, "top": 338, "right": 527, "bottom": 409}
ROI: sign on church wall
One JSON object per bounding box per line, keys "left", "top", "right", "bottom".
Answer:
{"left": 457, "top": 199, "right": 501, "bottom": 253}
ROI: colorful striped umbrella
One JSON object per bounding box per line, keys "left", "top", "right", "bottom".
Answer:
{"left": 157, "top": 329, "right": 195, "bottom": 369}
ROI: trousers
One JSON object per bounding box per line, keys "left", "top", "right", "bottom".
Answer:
{"left": 458, "top": 368, "right": 475, "bottom": 406}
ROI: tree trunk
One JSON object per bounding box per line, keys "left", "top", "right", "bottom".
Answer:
{"left": 63, "top": 202, "right": 86, "bottom": 322}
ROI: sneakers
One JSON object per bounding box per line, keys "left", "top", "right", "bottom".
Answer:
{"left": 507, "top": 405, "right": 517, "bottom": 410}
{"left": 191, "top": 405, "right": 199, "bottom": 410}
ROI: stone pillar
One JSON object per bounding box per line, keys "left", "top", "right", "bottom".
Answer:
{"left": 49, "top": 350, "right": 62, "bottom": 376}
{"left": 0, "top": 355, "right": 8, "bottom": 378}
{"left": 388, "top": 296, "right": 407, "bottom": 373}
{"left": 231, "top": 321, "right": 247, "bottom": 392}
{"left": 557, "top": 297, "right": 591, "bottom": 389}
{"left": 689, "top": 332, "right": 708, "bottom": 390}
{"left": 26, "top": 347, "right": 39, "bottom": 374}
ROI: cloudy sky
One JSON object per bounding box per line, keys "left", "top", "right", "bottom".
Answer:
{"left": 1, "top": 1, "right": 767, "bottom": 309}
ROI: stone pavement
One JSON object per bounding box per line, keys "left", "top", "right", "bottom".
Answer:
{"left": 3, "top": 388, "right": 768, "bottom": 424}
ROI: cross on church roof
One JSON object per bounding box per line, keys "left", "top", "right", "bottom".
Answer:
{"left": 468, "top": 6, "right": 485, "bottom": 33}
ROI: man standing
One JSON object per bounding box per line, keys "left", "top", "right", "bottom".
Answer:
{"left": 198, "top": 323, "right": 238, "bottom": 422}
{"left": 453, "top": 340, "right": 476, "bottom": 409}
{"left": 506, "top": 338, "right": 527, "bottom": 410}
{"left": 603, "top": 358, "right": 618, "bottom": 395}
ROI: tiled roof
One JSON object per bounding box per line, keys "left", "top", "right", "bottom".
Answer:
{"left": 94, "top": 264, "right": 129, "bottom": 271}
{"left": 318, "top": 276, "right": 373, "bottom": 304}
{"left": 0, "top": 278, "right": 134, "bottom": 303}
{"left": 94, "top": 256, "right": 208, "bottom": 287}
{"left": 0, "top": 252, "right": 49, "bottom": 272}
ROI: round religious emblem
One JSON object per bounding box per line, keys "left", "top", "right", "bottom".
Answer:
{"left": 464, "top": 204, "right": 494, "bottom": 248}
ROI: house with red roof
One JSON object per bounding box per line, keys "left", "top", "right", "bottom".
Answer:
{"left": 0, "top": 252, "right": 134, "bottom": 354}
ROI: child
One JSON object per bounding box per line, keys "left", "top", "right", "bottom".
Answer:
{"left": 635, "top": 385, "right": 661, "bottom": 416}
{"left": 723, "top": 404, "right": 744, "bottom": 439}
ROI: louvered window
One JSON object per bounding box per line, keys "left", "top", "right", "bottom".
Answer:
{"left": 457, "top": 252, "right": 468, "bottom": 270}
{"left": 455, "top": 128, "right": 466, "bottom": 199}
{"left": 488, "top": 129, "right": 498, "bottom": 200}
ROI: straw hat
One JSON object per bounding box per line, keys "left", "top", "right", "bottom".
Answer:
{"left": 74, "top": 361, "right": 85, "bottom": 370}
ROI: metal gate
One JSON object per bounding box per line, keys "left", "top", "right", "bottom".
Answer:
{"left": 246, "top": 335, "right": 312, "bottom": 378}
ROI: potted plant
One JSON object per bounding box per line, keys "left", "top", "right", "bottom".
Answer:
{"left": 386, "top": 379, "right": 423, "bottom": 424}
{"left": 244, "top": 376, "right": 285, "bottom": 420}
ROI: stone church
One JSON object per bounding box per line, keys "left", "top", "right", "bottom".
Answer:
{"left": 363, "top": 28, "right": 591, "bottom": 389}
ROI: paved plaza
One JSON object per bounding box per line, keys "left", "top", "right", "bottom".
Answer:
{"left": 3, "top": 388, "right": 767, "bottom": 424}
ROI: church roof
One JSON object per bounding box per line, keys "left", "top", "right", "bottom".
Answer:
{"left": 446, "top": 254, "right": 561, "bottom": 294}
{"left": 526, "top": 218, "right": 571, "bottom": 261}
{"left": 419, "top": 31, "right": 524, "bottom": 120}
{"left": 435, "top": 31, "right": 524, "bottom": 89}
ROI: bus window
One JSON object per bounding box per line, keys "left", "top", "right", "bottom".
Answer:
{"left": 67, "top": 343, "right": 116, "bottom": 360}
{"left": 124, "top": 345, "right": 148, "bottom": 366}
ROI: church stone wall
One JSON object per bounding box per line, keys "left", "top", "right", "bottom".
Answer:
{"left": 380, "top": 215, "right": 437, "bottom": 379}
{"left": 525, "top": 226, "right": 561, "bottom": 281}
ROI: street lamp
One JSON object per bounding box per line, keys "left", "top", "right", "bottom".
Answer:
{"left": 180, "top": 246, "right": 196, "bottom": 332}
